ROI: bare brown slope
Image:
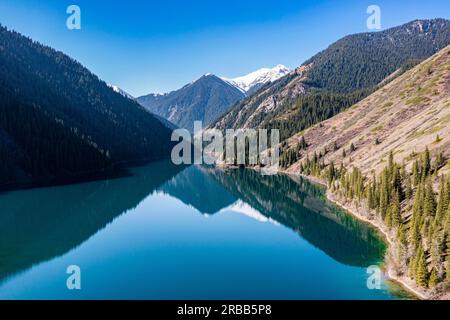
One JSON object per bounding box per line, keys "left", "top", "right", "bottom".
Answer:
{"left": 284, "top": 45, "right": 450, "bottom": 175}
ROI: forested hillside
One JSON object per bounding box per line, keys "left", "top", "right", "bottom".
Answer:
{"left": 210, "top": 19, "right": 450, "bottom": 142}
{"left": 0, "top": 25, "right": 174, "bottom": 187}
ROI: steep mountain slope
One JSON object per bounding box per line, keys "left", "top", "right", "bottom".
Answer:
{"left": 221, "top": 64, "right": 290, "bottom": 95}
{"left": 0, "top": 25, "right": 174, "bottom": 187}
{"left": 282, "top": 45, "right": 450, "bottom": 175}
{"left": 210, "top": 19, "right": 450, "bottom": 140}
{"left": 137, "top": 74, "right": 245, "bottom": 132}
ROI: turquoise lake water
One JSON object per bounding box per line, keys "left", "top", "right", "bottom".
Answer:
{"left": 0, "top": 161, "right": 410, "bottom": 299}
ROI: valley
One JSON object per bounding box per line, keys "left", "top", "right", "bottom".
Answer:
{"left": 0, "top": 11, "right": 449, "bottom": 301}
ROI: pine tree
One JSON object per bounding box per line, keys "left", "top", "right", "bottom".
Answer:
{"left": 412, "top": 160, "right": 420, "bottom": 186}
{"left": 405, "top": 175, "right": 412, "bottom": 200}
{"left": 428, "top": 268, "right": 438, "bottom": 288}
{"left": 385, "top": 207, "right": 392, "bottom": 228}
{"left": 423, "top": 180, "right": 436, "bottom": 218}
{"left": 434, "top": 150, "right": 443, "bottom": 174}
{"left": 434, "top": 175, "right": 449, "bottom": 230}
{"left": 390, "top": 191, "right": 402, "bottom": 227}
{"left": 379, "top": 171, "right": 389, "bottom": 219}
{"left": 392, "top": 166, "right": 404, "bottom": 200}
{"left": 388, "top": 151, "right": 394, "bottom": 175}
{"left": 421, "top": 147, "right": 431, "bottom": 181}
{"left": 415, "top": 245, "right": 429, "bottom": 288}
{"left": 397, "top": 224, "right": 408, "bottom": 262}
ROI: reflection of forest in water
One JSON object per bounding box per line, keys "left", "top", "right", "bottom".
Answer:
{"left": 0, "top": 161, "right": 183, "bottom": 283}
{"left": 0, "top": 163, "right": 385, "bottom": 286}
{"left": 162, "top": 166, "right": 386, "bottom": 267}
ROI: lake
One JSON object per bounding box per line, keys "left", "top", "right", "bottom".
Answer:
{"left": 0, "top": 161, "right": 411, "bottom": 299}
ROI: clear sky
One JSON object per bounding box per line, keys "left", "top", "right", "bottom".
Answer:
{"left": 0, "top": 0, "right": 449, "bottom": 96}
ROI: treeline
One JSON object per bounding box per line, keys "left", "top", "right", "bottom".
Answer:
{"left": 300, "top": 147, "right": 450, "bottom": 289}
{"left": 264, "top": 89, "right": 370, "bottom": 141}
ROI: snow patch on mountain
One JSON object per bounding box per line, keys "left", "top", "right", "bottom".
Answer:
{"left": 221, "top": 64, "right": 291, "bottom": 94}
{"left": 108, "top": 84, "right": 135, "bottom": 100}
{"left": 221, "top": 200, "right": 280, "bottom": 225}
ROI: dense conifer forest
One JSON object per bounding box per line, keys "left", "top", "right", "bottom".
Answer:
{"left": 298, "top": 144, "right": 450, "bottom": 290}
{"left": 0, "top": 25, "right": 174, "bottom": 186}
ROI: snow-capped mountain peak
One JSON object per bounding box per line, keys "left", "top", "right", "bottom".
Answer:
{"left": 221, "top": 64, "right": 291, "bottom": 94}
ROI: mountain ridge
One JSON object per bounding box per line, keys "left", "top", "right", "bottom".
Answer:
{"left": 0, "top": 24, "right": 175, "bottom": 187}
{"left": 209, "top": 18, "right": 450, "bottom": 140}
{"left": 136, "top": 65, "right": 291, "bottom": 132}
{"left": 137, "top": 74, "right": 246, "bottom": 132}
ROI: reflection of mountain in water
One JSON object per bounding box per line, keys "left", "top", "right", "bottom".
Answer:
{"left": 0, "top": 161, "right": 183, "bottom": 283}
{"left": 159, "top": 166, "right": 236, "bottom": 215}
{"left": 201, "top": 167, "right": 386, "bottom": 267}
{"left": 0, "top": 163, "right": 385, "bottom": 285}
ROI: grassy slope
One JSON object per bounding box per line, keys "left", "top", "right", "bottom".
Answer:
{"left": 284, "top": 45, "right": 450, "bottom": 176}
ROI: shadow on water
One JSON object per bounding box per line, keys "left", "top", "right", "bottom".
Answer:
{"left": 0, "top": 160, "right": 184, "bottom": 283}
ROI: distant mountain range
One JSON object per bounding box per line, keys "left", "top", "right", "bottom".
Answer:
{"left": 136, "top": 65, "right": 290, "bottom": 132}
{"left": 209, "top": 19, "right": 450, "bottom": 141}
{"left": 0, "top": 25, "right": 175, "bottom": 187}
{"left": 1, "top": 18, "right": 449, "bottom": 190}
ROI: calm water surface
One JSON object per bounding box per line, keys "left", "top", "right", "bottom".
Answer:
{"left": 0, "top": 161, "right": 411, "bottom": 299}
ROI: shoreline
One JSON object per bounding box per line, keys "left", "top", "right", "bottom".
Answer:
{"left": 295, "top": 172, "right": 431, "bottom": 300}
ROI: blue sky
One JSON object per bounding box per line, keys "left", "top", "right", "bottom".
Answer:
{"left": 0, "top": 0, "right": 449, "bottom": 96}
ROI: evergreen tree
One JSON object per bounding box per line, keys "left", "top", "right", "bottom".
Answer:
{"left": 390, "top": 191, "right": 402, "bottom": 227}
{"left": 405, "top": 175, "right": 412, "bottom": 200}
{"left": 423, "top": 180, "right": 437, "bottom": 218}
{"left": 428, "top": 268, "right": 438, "bottom": 288}
{"left": 415, "top": 245, "right": 429, "bottom": 288}
{"left": 397, "top": 224, "right": 408, "bottom": 262}
{"left": 421, "top": 147, "right": 431, "bottom": 181}
{"left": 412, "top": 160, "right": 420, "bottom": 186}
{"left": 434, "top": 175, "right": 449, "bottom": 230}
